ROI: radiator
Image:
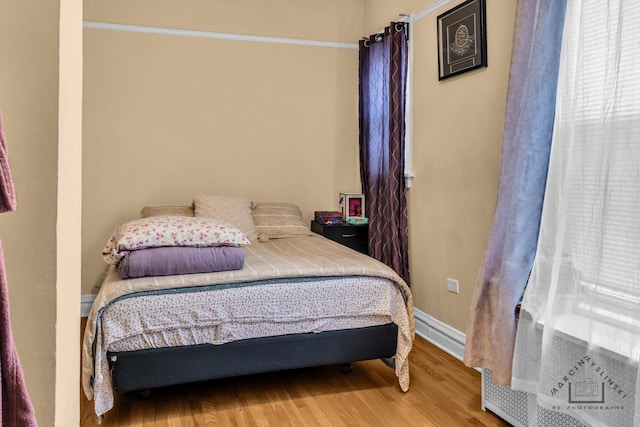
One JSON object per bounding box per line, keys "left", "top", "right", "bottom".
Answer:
{"left": 482, "top": 369, "right": 586, "bottom": 426}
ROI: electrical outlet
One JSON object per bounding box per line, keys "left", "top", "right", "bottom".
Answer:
{"left": 447, "top": 278, "right": 459, "bottom": 294}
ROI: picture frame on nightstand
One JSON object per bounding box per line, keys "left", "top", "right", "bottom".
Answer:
{"left": 339, "top": 193, "right": 365, "bottom": 221}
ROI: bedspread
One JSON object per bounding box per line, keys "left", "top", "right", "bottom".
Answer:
{"left": 82, "top": 234, "right": 414, "bottom": 416}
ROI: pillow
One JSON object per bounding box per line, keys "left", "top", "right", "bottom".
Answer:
{"left": 102, "top": 216, "right": 250, "bottom": 265}
{"left": 193, "top": 195, "right": 258, "bottom": 241}
{"left": 116, "top": 246, "right": 245, "bottom": 279}
{"left": 140, "top": 205, "right": 194, "bottom": 218}
{"left": 252, "top": 202, "right": 312, "bottom": 241}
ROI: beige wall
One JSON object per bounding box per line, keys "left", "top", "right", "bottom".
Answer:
{"left": 0, "top": 0, "right": 516, "bottom": 425}
{"left": 82, "top": 0, "right": 365, "bottom": 294}
{"left": 364, "top": 0, "right": 516, "bottom": 332}
{"left": 83, "top": 0, "right": 518, "bottom": 333}
{"left": 0, "top": 1, "right": 82, "bottom": 425}
{"left": 84, "top": 0, "right": 362, "bottom": 43}
{"left": 0, "top": 1, "right": 60, "bottom": 424}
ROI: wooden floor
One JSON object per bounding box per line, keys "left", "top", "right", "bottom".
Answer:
{"left": 80, "top": 319, "right": 508, "bottom": 426}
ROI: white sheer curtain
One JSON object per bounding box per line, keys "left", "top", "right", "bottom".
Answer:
{"left": 511, "top": 1, "right": 640, "bottom": 426}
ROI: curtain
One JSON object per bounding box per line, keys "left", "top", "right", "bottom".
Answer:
{"left": 0, "top": 115, "right": 37, "bottom": 426}
{"left": 463, "top": 0, "right": 567, "bottom": 385}
{"left": 358, "top": 22, "right": 410, "bottom": 285}
{"left": 512, "top": 1, "right": 640, "bottom": 425}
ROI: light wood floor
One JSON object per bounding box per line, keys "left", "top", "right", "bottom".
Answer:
{"left": 80, "top": 318, "right": 507, "bottom": 426}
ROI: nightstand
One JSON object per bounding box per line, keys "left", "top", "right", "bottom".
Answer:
{"left": 310, "top": 221, "right": 368, "bottom": 255}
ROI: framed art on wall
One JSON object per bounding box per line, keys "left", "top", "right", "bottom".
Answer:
{"left": 437, "top": 0, "right": 487, "bottom": 80}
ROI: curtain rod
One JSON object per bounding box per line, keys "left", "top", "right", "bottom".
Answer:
{"left": 369, "top": 15, "right": 411, "bottom": 38}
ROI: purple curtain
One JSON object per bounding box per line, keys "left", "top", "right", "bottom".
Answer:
{"left": 359, "top": 23, "right": 410, "bottom": 285}
{"left": 0, "top": 115, "right": 37, "bottom": 426}
{"left": 463, "top": 0, "right": 567, "bottom": 385}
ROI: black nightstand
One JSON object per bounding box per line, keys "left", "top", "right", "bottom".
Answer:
{"left": 310, "top": 221, "right": 368, "bottom": 255}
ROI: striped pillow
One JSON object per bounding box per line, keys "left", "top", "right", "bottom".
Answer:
{"left": 193, "top": 195, "right": 258, "bottom": 241}
{"left": 252, "top": 202, "right": 312, "bottom": 241}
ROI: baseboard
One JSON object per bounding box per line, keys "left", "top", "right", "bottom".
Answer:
{"left": 413, "top": 306, "right": 466, "bottom": 362}
{"left": 81, "top": 293, "right": 468, "bottom": 364}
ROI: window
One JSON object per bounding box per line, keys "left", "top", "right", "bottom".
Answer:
{"left": 554, "top": 1, "right": 640, "bottom": 341}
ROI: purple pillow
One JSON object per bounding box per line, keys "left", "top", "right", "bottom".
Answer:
{"left": 116, "top": 246, "right": 245, "bottom": 279}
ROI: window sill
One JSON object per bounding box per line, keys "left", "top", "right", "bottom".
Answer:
{"left": 537, "top": 313, "right": 639, "bottom": 363}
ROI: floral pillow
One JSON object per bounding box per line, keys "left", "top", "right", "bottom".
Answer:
{"left": 102, "top": 216, "right": 250, "bottom": 265}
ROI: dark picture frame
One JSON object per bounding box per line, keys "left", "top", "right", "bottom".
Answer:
{"left": 347, "top": 196, "right": 364, "bottom": 218}
{"left": 339, "top": 193, "right": 365, "bottom": 220}
{"left": 437, "top": 0, "right": 487, "bottom": 80}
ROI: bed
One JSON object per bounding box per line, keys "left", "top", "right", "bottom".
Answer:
{"left": 81, "top": 196, "right": 414, "bottom": 421}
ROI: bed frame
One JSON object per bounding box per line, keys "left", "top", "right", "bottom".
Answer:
{"left": 107, "top": 323, "right": 399, "bottom": 394}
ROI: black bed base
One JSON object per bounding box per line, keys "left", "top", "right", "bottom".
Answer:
{"left": 107, "top": 323, "right": 398, "bottom": 394}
